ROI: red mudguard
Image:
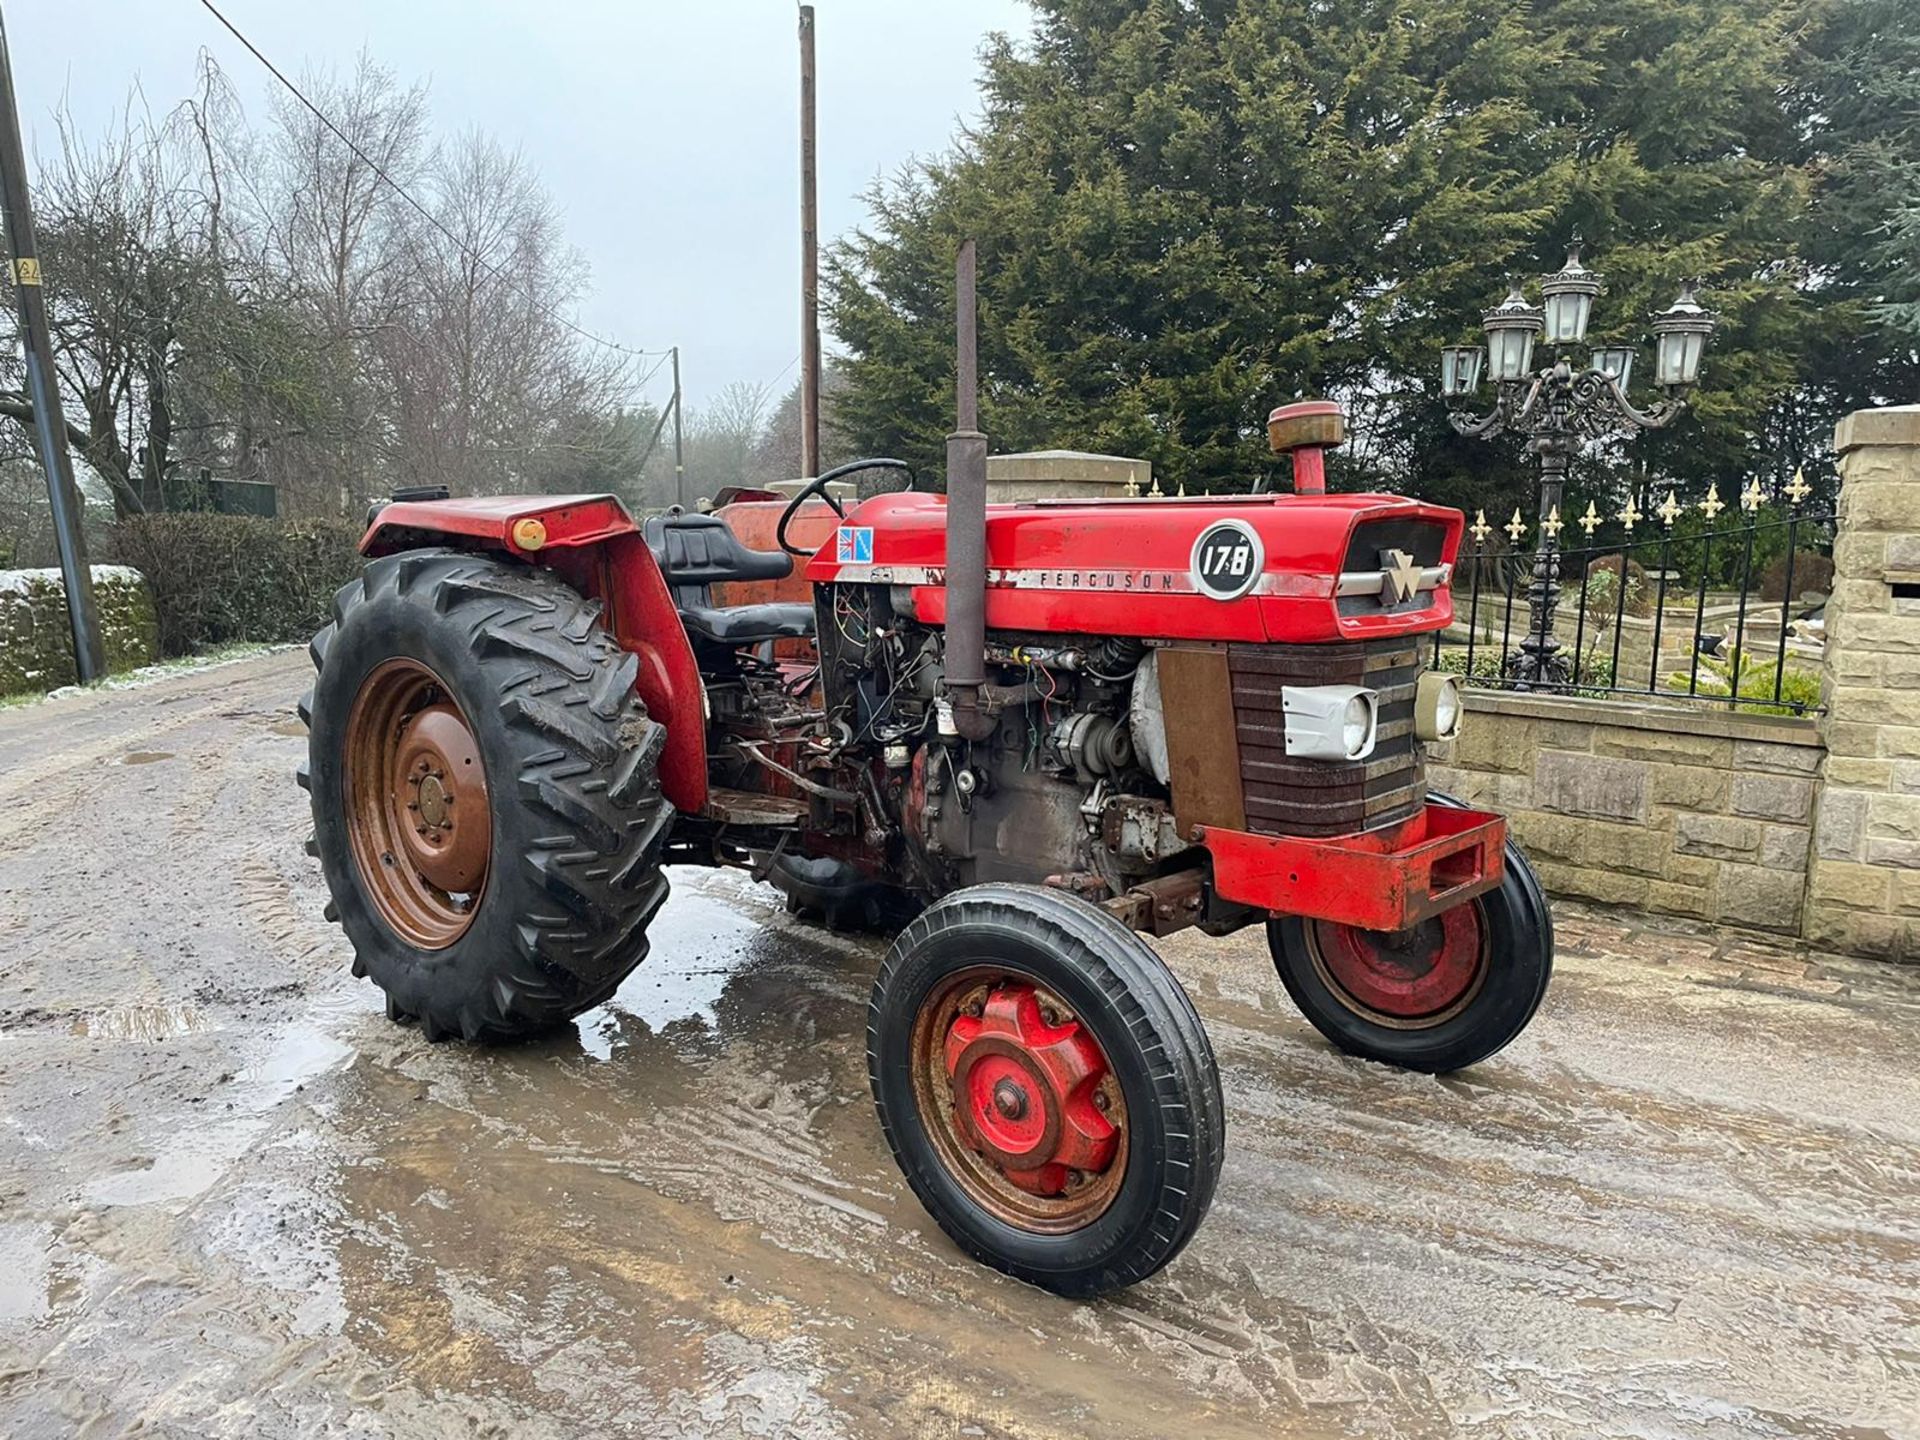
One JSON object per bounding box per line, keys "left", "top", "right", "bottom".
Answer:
{"left": 1198, "top": 803, "right": 1506, "bottom": 931}
{"left": 359, "top": 494, "right": 709, "bottom": 815}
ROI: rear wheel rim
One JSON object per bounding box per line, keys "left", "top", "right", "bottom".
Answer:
{"left": 1306, "top": 904, "right": 1488, "bottom": 1029}
{"left": 344, "top": 658, "right": 489, "bottom": 949}
{"left": 910, "top": 967, "right": 1128, "bottom": 1234}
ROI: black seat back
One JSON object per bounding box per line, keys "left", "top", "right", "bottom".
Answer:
{"left": 642, "top": 512, "right": 793, "bottom": 607}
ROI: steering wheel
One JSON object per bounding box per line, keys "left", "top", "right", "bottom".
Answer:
{"left": 775, "top": 457, "right": 917, "bottom": 556}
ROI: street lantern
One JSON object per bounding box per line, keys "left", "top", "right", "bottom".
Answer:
{"left": 1481, "top": 281, "right": 1543, "bottom": 383}
{"left": 1440, "top": 345, "right": 1485, "bottom": 398}
{"left": 1443, "top": 249, "right": 1714, "bottom": 689}
{"left": 1651, "top": 280, "right": 1716, "bottom": 388}
{"left": 1539, "top": 242, "right": 1602, "bottom": 345}
{"left": 1591, "top": 346, "right": 1635, "bottom": 390}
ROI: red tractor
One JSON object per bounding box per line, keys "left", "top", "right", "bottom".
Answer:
{"left": 300, "top": 253, "right": 1551, "bottom": 1296}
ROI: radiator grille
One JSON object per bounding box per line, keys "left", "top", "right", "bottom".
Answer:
{"left": 1227, "top": 637, "right": 1426, "bottom": 837}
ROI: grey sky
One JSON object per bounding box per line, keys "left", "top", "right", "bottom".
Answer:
{"left": 10, "top": 0, "right": 1031, "bottom": 409}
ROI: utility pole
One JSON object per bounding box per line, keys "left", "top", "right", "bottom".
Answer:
{"left": 670, "top": 345, "right": 685, "bottom": 508}
{"left": 0, "top": 7, "right": 103, "bottom": 682}
{"left": 798, "top": 3, "right": 821, "bottom": 479}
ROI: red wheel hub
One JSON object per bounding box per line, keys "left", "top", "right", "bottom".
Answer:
{"left": 943, "top": 983, "right": 1118, "bottom": 1197}
{"left": 1310, "top": 905, "right": 1486, "bottom": 1022}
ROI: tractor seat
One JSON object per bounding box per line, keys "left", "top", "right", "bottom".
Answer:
{"left": 678, "top": 601, "right": 816, "bottom": 646}
{"left": 642, "top": 510, "right": 815, "bottom": 648}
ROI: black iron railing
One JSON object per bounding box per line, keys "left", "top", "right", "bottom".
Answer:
{"left": 1433, "top": 478, "right": 1835, "bottom": 715}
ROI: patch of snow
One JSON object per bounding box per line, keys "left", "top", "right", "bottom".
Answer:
{"left": 0, "top": 564, "right": 146, "bottom": 595}
{"left": 13, "top": 643, "right": 296, "bottom": 708}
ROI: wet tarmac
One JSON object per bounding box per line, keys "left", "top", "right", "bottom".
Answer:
{"left": 0, "top": 650, "right": 1916, "bottom": 1438}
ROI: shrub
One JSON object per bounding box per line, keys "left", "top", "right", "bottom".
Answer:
{"left": 1435, "top": 646, "right": 1506, "bottom": 688}
{"left": 109, "top": 513, "right": 365, "bottom": 657}
{"left": 1580, "top": 554, "right": 1655, "bottom": 618}
{"left": 1758, "top": 549, "right": 1834, "bottom": 604}
{"left": 1666, "top": 645, "right": 1821, "bottom": 715}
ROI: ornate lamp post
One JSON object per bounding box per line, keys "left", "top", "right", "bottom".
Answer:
{"left": 1442, "top": 244, "right": 1716, "bottom": 686}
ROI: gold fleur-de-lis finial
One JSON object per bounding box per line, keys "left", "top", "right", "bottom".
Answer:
{"left": 1740, "top": 477, "right": 1766, "bottom": 513}
{"left": 1149, "top": 475, "right": 1164, "bottom": 497}
{"left": 1470, "top": 508, "right": 1492, "bottom": 545}
{"left": 1700, "top": 484, "right": 1725, "bottom": 520}
{"left": 1124, "top": 468, "right": 1141, "bottom": 498}
{"left": 1177, "top": 481, "right": 1187, "bottom": 498}
{"left": 1657, "top": 490, "right": 1683, "bottom": 527}
{"left": 1785, "top": 467, "right": 1812, "bottom": 504}
{"left": 1578, "top": 500, "right": 1602, "bottom": 537}
{"left": 1541, "top": 505, "right": 1563, "bottom": 541}
{"left": 1505, "top": 507, "right": 1528, "bottom": 543}
{"left": 1619, "top": 495, "right": 1643, "bottom": 532}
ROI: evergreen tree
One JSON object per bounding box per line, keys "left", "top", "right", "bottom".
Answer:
{"left": 828, "top": 0, "right": 1919, "bottom": 517}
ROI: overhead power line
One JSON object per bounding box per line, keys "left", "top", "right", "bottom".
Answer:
{"left": 196, "top": 0, "right": 671, "bottom": 365}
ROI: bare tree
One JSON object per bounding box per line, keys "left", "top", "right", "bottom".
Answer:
{"left": 0, "top": 82, "right": 224, "bottom": 515}
{"left": 749, "top": 362, "right": 854, "bottom": 485}
{"left": 645, "top": 379, "right": 771, "bottom": 506}
{"left": 0, "top": 54, "right": 652, "bottom": 524}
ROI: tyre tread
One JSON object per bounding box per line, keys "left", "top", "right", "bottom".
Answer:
{"left": 868, "top": 882, "right": 1223, "bottom": 1296}
{"left": 302, "top": 551, "right": 674, "bottom": 1043}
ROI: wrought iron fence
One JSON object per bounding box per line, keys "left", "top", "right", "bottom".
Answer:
{"left": 1432, "top": 475, "right": 1835, "bottom": 715}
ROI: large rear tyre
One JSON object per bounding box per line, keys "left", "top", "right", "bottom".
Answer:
{"left": 300, "top": 550, "right": 674, "bottom": 1042}
{"left": 1267, "top": 795, "right": 1552, "bottom": 1073}
{"left": 868, "top": 883, "right": 1223, "bottom": 1297}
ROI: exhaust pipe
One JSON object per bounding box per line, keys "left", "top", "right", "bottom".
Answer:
{"left": 945, "top": 239, "right": 994, "bottom": 741}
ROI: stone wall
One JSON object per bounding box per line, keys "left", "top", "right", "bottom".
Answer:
{"left": 1803, "top": 405, "right": 1920, "bottom": 962}
{"left": 0, "top": 566, "right": 159, "bottom": 695}
{"left": 1429, "top": 692, "right": 1823, "bottom": 937}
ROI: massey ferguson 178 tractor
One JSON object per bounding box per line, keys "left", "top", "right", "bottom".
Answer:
{"left": 300, "top": 246, "right": 1551, "bottom": 1296}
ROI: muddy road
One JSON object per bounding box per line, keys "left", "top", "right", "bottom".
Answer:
{"left": 0, "top": 649, "right": 1916, "bottom": 1438}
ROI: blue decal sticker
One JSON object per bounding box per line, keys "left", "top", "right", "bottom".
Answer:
{"left": 837, "top": 526, "right": 874, "bottom": 564}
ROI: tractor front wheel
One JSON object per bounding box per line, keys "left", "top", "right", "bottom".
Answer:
{"left": 1266, "top": 799, "right": 1552, "bottom": 1073}
{"left": 868, "top": 883, "right": 1223, "bottom": 1296}
{"left": 301, "top": 550, "right": 674, "bottom": 1042}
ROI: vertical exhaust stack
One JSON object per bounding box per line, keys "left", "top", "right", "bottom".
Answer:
{"left": 945, "top": 240, "right": 994, "bottom": 740}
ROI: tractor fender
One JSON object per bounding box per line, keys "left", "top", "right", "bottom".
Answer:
{"left": 359, "top": 494, "right": 707, "bottom": 814}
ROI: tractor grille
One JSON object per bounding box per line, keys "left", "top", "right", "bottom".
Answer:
{"left": 1227, "top": 637, "right": 1425, "bottom": 838}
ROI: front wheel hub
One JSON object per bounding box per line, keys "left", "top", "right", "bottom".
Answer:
{"left": 942, "top": 982, "right": 1119, "bottom": 1199}
{"left": 1309, "top": 903, "right": 1487, "bottom": 1027}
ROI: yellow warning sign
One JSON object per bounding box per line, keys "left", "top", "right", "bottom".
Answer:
{"left": 11, "top": 257, "right": 40, "bottom": 286}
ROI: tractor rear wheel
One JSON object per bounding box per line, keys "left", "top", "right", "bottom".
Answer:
{"left": 868, "top": 883, "right": 1223, "bottom": 1296}
{"left": 301, "top": 550, "right": 674, "bottom": 1042}
{"left": 1266, "top": 794, "right": 1552, "bottom": 1073}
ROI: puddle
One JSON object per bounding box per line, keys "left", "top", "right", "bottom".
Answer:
{"left": 121, "top": 751, "right": 174, "bottom": 765}
{"left": 82, "top": 1019, "right": 354, "bottom": 1209}
{"left": 229, "top": 1020, "right": 355, "bottom": 1115}
{"left": 74, "top": 1003, "right": 207, "bottom": 1041}
{"left": 83, "top": 1116, "right": 267, "bottom": 1208}
{"left": 578, "top": 876, "right": 809, "bottom": 1054}
{"left": 0, "top": 1222, "right": 52, "bottom": 1324}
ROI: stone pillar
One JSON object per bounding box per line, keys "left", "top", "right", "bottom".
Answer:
{"left": 1805, "top": 405, "right": 1920, "bottom": 961}
{"left": 984, "top": 451, "right": 1153, "bottom": 502}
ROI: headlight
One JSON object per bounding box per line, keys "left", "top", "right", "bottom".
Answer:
{"left": 1415, "top": 671, "right": 1463, "bottom": 742}
{"left": 1341, "top": 695, "right": 1372, "bottom": 756}
{"left": 1281, "top": 684, "right": 1378, "bottom": 762}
